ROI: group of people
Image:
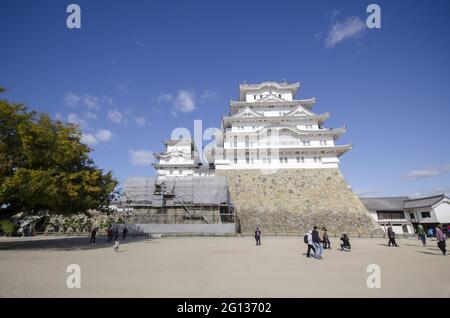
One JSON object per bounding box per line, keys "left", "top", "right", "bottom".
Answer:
{"left": 89, "top": 226, "right": 130, "bottom": 253}
{"left": 415, "top": 224, "right": 447, "bottom": 256}
{"left": 254, "top": 225, "right": 351, "bottom": 260}
{"left": 388, "top": 224, "right": 447, "bottom": 256}
{"left": 303, "top": 226, "right": 351, "bottom": 259}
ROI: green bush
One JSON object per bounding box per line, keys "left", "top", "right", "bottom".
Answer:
{"left": 0, "top": 220, "right": 18, "bottom": 236}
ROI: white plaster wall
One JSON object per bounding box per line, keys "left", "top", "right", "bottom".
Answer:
{"left": 433, "top": 199, "right": 450, "bottom": 223}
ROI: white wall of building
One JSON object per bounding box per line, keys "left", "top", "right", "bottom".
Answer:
{"left": 432, "top": 198, "right": 450, "bottom": 223}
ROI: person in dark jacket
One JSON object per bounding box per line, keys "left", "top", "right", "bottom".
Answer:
{"left": 435, "top": 226, "right": 447, "bottom": 256}
{"left": 322, "top": 227, "right": 331, "bottom": 249}
{"left": 312, "top": 226, "right": 323, "bottom": 259}
{"left": 387, "top": 226, "right": 399, "bottom": 247}
{"left": 255, "top": 227, "right": 261, "bottom": 246}
{"left": 340, "top": 233, "right": 351, "bottom": 251}
{"left": 122, "top": 226, "right": 128, "bottom": 240}
{"left": 90, "top": 228, "right": 97, "bottom": 244}
{"left": 106, "top": 226, "right": 113, "bottom": 243}
{"left": 416, "top": 224, "right": 426, "bottom": 247}
{"left": 113, "top": 227, "right": 119, "bottom": 241}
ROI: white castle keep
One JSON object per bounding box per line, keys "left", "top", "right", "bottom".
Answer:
{"left": 153, "top": 81, "right": 352, "bottom": 178}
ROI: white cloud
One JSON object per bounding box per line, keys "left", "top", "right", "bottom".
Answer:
{"left": 158, "top": 93, "right": 174, "bottom": 103}
{"left": 404, "top": 164, "right": 450, "bottom": 180}
{"left": 80, "top": 133, "right": 98, "bottom": 146}
{"left": 129, "top": 149, "right": 154, "bottom": 166}
{"left": 134, "top": 116, "right": 147, "bottom": 126}
{"left": 174, "top": 90, "right": 196, "bottom": 113}
{"left": 54, "top": 112, "right": 62, "bottom": 120}
{"left": 67, "top": 113, "right": 87, "bottom": 128}
{"left": 107, "top": 109, "right": 126, "bottom": 125}
{"left": 82, "top": 95, "right": 101, "bottom": 110}
{"left": 325, "top": 16, "right": 365, "bottom": 48}
{"left": 84, "top": 111, "right": 97, "bottom": 120}
{"left": 134, "top": 37, "right": 145, "bottom": 48}
{"left": 63, "top": 93, "right": 110, "bottom": 111}
{"left": 95, "top": 129, "right": 113, "bottom": 142}
{"left": 63, "top": 93, "right": 82, "bottom": 107}
{"left": 199, "top": 90, "right": 217, "bottom": 102}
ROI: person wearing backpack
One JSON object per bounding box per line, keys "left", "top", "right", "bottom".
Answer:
{"left": 304, "top": 230, "right": 315, "bottom": 258}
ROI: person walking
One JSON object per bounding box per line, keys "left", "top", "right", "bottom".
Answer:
{"left": 113, "top": 227, "right": 119, "bottom": 241}
{"left": 304, "top": 230, "right": 316, "bottom": 258}
{"left": 90, "top": 228, "right": 97, "bottom": 244}
{"left": 114, "top": 239, "right": 120, "bottom": 253}
{"left": 387, "top": 226, "right": 399, "bottom": 247}
{"left": 340, "top": 233, "right": 351, "bottom": 251}
{"left": 416, "top": 224, "right": 426, "bottom": 247}
{"left": 255, "top": 227, "right": 261, "bottom": 246}
{"left": 322, "top": 227, "right": 331, "bottom": 249}
{"left": 312, "top": 226, "right": 323, "bottom": 259}
{"left": 106, "top": 226, "right": 113, "bottom": 243}
{"left": 427, "top": 227, "right": 434, "bottom": 238}
{"left": 435, "top": 226, "right": 447, "bottom": 256}
{"left": 122, "top": 226, "right": 128, "bottom": 240}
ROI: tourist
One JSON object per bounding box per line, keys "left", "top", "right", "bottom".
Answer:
{"left": 435, "top": 226, "right": 447, "bottom": 256}
{"left": 340, "top": 233, "right": 351, "bottom": 251}
{"left": 113, "top": 227, "right": 119, "bottom": 241}
{"left": 416, "top": 224, "right": 426, "bottom": 247}
{"left": 387, "top": 226, "right": 398, "bottom": 247}
{"left": 304, "top": 230, "right": 316, "bottom": 258}
{"left": 427, "top": 227, "right": 434, "bottom": 238}
{"left": 122, "top": 226, "right": 128, "bottom": 240}
{"left": 107, "top": 226, "right": 113, "bottom": 243}
{"left": 255, "top": 227, "right": 261, "bottom": 246}
{"left": 90, "top": 227, "right": 97, "bottom": 244}
{"left": 114, "top": 239, "right": 120, "bottom": 253}
{"left": 322, "top": 227, "right": 331, "bottom": 249}
{"left": 312, "top": 226, "right": 323, "bottom": 259}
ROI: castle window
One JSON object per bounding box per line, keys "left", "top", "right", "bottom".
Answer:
{"left": 254, "top": 95, "right": 256, "bottom": 100}
{"left": 234, "top": 149, "right": 237, "bottom": 164}
{"left": 296, "top": 157, "right": 300, "bottom": 163}
{"left": 279, "top": 94, "right": 282, "bottom": 98}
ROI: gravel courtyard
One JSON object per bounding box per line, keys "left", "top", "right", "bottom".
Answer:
{"left": 0, "top": 235, "right": 448, "bottom": 298}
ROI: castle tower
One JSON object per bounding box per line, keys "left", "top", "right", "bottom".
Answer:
{"left": 212, "top": 81, "right": 380, "bottom": 234}
{"left": 213, "top": 81, "right": 351, "bottom": 170}
{"left": 153, "top": 138, "right": 213, "bottom": 180}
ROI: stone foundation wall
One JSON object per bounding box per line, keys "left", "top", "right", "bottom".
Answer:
{"left": 216, "top": 168, "right": 381, "bottom": 235}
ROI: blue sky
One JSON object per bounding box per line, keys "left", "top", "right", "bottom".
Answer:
{"left": 1, "top": 0, "right": 449, "bottom": 197}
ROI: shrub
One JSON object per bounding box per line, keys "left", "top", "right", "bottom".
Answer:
{"left": 0, "top": 220, "right": 18, "bottom": 236}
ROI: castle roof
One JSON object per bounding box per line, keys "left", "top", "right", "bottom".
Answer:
{"left": 239, "top": 81, "right": 300, "bottom": 101}
{"left": 404, "top": 193, "right": 447, "bottom": 209}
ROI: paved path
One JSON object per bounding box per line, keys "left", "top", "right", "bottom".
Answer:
{"left": 0, "top": 236, "right": 448, "bottom": 297}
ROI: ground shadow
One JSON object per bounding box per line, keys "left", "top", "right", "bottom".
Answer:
{"left": 0, "top": 235, "right": 150, "bottom": 251}
{"left": 417, "top": 251, "right": 443, "bottom": 256}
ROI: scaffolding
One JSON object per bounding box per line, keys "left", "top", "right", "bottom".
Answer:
{"left": 119, "top": 176, "right": 234, "bottom": 225}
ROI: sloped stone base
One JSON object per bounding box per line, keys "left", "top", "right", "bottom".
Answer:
{"left": 216, "top": 168, "right": 381, "bottom": 235}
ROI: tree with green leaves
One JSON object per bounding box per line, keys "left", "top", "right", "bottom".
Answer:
{"left": 0, "top": 87, "right": 118, "bottom": 216}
